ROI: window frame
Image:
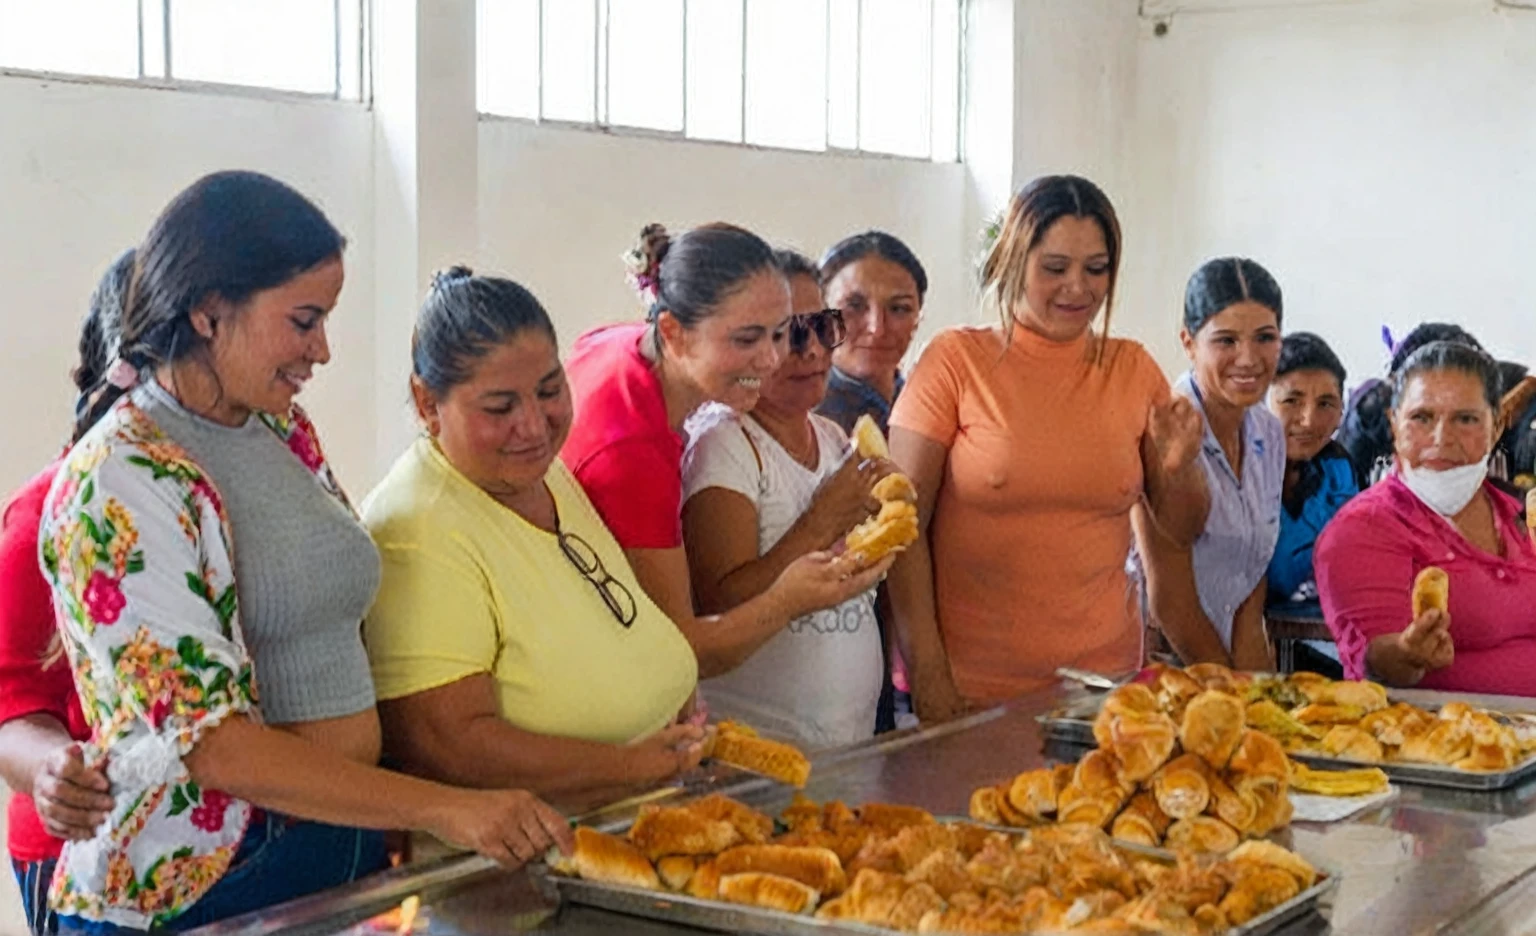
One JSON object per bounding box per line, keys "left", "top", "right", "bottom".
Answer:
{"left": 0, "top": 0, "right": 371, "bottom": 104}
{"left": 477, "top": 0, "right": 966, "bottom": 164}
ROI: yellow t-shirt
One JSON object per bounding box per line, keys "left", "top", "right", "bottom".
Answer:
{"left": 361, "top": 438, "right": 698, "bottom": 744}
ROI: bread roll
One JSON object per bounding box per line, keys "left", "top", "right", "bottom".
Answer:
{"left": 1412, "top": 566, "right": 1449, "bottom": 618}
{"left": 852, "top": 414, "right": 891, "bottom": 459}
{"left": 1180, "top": 690, "right": 1246, "bottom": 769}
{"left": 1152, "top": 753, "right": 1212, "bottom": 820}
{"left": 628, "top": 804, "right": 741, "bottom": 861}
{"left": 715, "top": 844, "right": 847, "bottom": 896}
{"left": 718, "top": 872, "right": 820, "bottom": 914}
{"left": 656, "top": 856, "right": 697, "bottom": 892}
{"left": 567, "top": 827, "right": 662, "bottom": 890}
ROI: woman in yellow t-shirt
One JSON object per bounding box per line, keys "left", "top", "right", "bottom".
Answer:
{"left": 362, "top": 268, "right": 708, "bottom": 800}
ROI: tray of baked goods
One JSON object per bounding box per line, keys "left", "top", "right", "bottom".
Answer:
{"left": 1040, "top": 663, "right": 1536, "bottom": 791}
{"left": 542, "top": 790, "right": 1336, "bottom": 935}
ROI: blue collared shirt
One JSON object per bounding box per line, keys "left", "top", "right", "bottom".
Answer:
{"left": 1178, "top": 372, "right": 1285, "bottom": 650}
{"left": 816, "top": 366, "right": 905, "bottom": 437}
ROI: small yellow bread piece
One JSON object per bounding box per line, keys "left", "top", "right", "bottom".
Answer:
{"left": 1412, "top": 566, "right": 1449, "bottom": 618}
{"left": 852, "top": 414, "right": 890, "bottom": 459}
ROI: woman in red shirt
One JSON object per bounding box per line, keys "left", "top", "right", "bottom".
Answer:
{"left": 561, "top": 223, "right": 893, "bottom": 679}
{"left": 1, "top": 251, "right": 131, "bottom": 934}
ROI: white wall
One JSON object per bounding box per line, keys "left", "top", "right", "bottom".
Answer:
{"left": 0, "top": 74, "right": 378, "bottom": 497}
{"left": 476, "top": 119, "right": 975, "bottom": 357}
{"left": 1119, "top": 0, "right": 1536, "bottom": 378}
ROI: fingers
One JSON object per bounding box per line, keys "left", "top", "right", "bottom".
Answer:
{"left": 532, "top": 803, "right": 576, "bottom": 855}
{"left": 54, "top": 745, "right": 111, "bottom": 794}
{"left": 653, "top": 723, "right": 705, "bottom": 747}
{"left": 480, "top": 837, "right": 518, "bottom": 868}
{"left": 35, "top": 797, "right": 106, "bottom": 839}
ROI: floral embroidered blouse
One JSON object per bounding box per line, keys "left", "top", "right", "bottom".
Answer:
{"left": 38, "top": 390, "right": 348, "bottom": 929}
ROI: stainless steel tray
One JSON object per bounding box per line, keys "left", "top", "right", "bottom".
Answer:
{"left": 1038, "top": 688, "right": 1536, "bottom": 791}
{"left": 543, "top": 815, "right": 1338, "bottom": 936}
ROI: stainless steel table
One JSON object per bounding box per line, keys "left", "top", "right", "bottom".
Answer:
{"left": 186, "top": 686, "right": 1536, "bottom": 936}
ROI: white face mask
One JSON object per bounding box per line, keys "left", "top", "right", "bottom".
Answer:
{"left": 1399, "top": 458, "right": 1489, "bottom": 516}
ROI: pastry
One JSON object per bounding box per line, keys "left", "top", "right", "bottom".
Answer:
{"left": 1218, "top": 865, "right": 1301, "bottom": 926}
{"left": 1110, "top": 791, "right": 1172, "bottom": 847}
{"left": 1206, "top": 772, "right": 1259, "bottom": 835}
{"left": 715, "top": 844, "right": 847, "bottom": 895}
{"left": 718, "top": 872, "right": 820, "bottom": 914}
{"left": 686, "top": 793, "right": 775, "bottom": 844}
{"left": 686, "top": 858, "right": 721, "bottom": 899}
{"left": 1152, "top": 753, "right": 1211, "bottom": 820}
{"left": 1227, "top": 729, "right": 1290, "bottom": 784}
{"left": 628, "top": 803, "right": 741, "bottom": 861}
{"left": 1321, "top": 725, "right": 1386, "bottom": 763}
{"left": 1105, "top": 709, "right": 1179, "bottom": 785}
{"left": 1006, "top": 768, "right": 1061, "bottom": 819}
{"left": 1287, "top": 760, "right": 1389, "bottom": 796}
{"left": 707, "top": 721, "right": 812, "bottom": 788}
{"left": 562, "top": 826, "right": 662, "bottom": 890}
{"left": 1412, "top": 566, "right": 1449, "bottom": 618}
{"left": 1292, "top": 703, "right": 1368, "bottom": 726}
{"left": 656, "top": 856, "right": 697, "bottom": 892}
{"left": 852, "top": 414, "right": 891, "bottom": 459}
{"left": 844, "top": 497, "right": 919, "bottom": 564}
{"left": 1180, "top": 690, "right": 1246, "bottom": 769}
{"left": 872, "top": 472, "right": 917, "bottom": 504}
{"left": 1245, "top": 699, "right": 1321, "bottom": 740}
{"left": 1163, "top": 816, "right": 1240, "bottom": 854}
{"left": 1227, "top": 840, "right": 1319, "bottom": 890}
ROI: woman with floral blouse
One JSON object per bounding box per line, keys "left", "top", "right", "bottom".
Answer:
{"left": 39, "top": 172, "right": 569, "bottom": 935}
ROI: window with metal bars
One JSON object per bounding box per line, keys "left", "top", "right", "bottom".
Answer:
{"left": 478, "top": 0, "right": 962, "bottom": 162}
{"left": 0, "top": 0, "right": 367, "bottom": 100}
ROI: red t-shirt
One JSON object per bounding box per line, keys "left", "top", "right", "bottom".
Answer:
{"left": 560, "top": 323, "right": 686, "bottom": 550}
{"left": 1, "top": 462, "right": 90, "bottom": 862}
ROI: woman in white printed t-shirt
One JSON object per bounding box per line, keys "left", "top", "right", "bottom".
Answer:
{"left": 681, "top": 249, "right": 896, "bottom": 748}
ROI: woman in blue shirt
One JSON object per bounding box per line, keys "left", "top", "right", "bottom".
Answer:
{"left": 1266, "top": 332, "right": 1358, "bottom": 606}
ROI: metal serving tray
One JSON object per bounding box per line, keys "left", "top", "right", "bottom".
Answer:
{"left": 542, "top": 816, "right": 1338, "bottom": 936}
{"left": 1038, "top": 688, "right": 1536, "bottom": 792}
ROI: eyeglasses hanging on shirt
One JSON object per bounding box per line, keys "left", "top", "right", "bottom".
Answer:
{"left": 554, "top": 509, "right": 638, "bottom": 628}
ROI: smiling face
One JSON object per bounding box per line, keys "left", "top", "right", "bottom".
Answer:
{"left": 660, "top": 268, "right": 791, "bottom": 413}
{"left": 1015, "top": 216, "right": 1111, "bottom": 343}
{"left": 413, "top": 328, "right": 573, "bottom": 497}
{"left": 197, "top": 257, "right": 344, "bottom": 416}
{"left": 823, "top": 256, "right": 921, "bottom": 382}
{"left": 1183, "top": 301, "right": 1282, "bottom": 410}
{"left": 757, "top": 274, "right": 833, "bottom": 418}
{"left": 1269, "top": 368, "right": 1344, "bottom": 463}
{"left": 1391, "top": 369, "right": 1496, "bottom": 472}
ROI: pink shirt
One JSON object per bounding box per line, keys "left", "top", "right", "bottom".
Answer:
{"left": 1316, "top": 473, "right": 1536, "bottom": 695}
{"left": 561, "top": 323, "right": 686, "bottom": 550}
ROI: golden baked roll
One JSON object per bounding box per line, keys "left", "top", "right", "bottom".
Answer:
{"left": 968, "top": 786, "right": 1004, "bottom": 825}
{"left": 715, "top": 844, "right": 847, "bottom": 896}
{"left": 887, "top": 882, "right": 946, "bottom": 932}
{"left": 1180, "top": 690, "right": 1247, "bottom": 769}
{"left": 1397, "top": 719, "right": 1472, "bottom": 765}
{"left": 718, "top": 872, "right": 820, "bottom": 914}
{"left": 1110, "top": 791, "right": 1172, "bottom": 847}
{"left": 1006, "top": 768, "right": 1060, "bottom": 819}
{"left": 992, "top": 787, "right": 1037, "bottom": 829}
{"left": 1218, "top": 865, "right": 1301, "bottom": 926}
{"left": 1057, "top": 790, "right": 1126, "bottom": 829}
{"left": 852, "top": 414, "right": 891, "bottom": 460}
{"left": 1307, "top": 679, "right": 1389, "bottom": 713}
{"left": 1321, "top": 725, "right": 1386, "bottom": 763}
{"left": 628, "top": 803, "right": 742, "bottom": 860}
{"left": 845, "top": 498, "right": 920, "bottom": 564}
{"left": 1359, "top": 702, "right": 1432, "bottom": 746}
{"left": 1193, "top": 903, "right": 1230, "bottom": 932}
{"left": 1152, "top": 753, "right": 1212, "bottom": 820}
{"left": 886, "top": 824, "right": 958, "bottom": 873}
{"left": 656, "top": 856, "right": 697, "bottom": 892}
{"left": 1206, "top": 772, "right": 1259, "bottom": 835}
{"left": 686, "top": 858, "right": 721, "bottom": 899}
{"left": 1185, "top": 662, "right": 1244, "bottom": 694}
{"left": 1105, "top": 710, "right": 1179, "bottom": 785}
{"left": 564, "top": 826, "right": 662, "bottom": 890}
{"left": 1071, "top": 749, "right": 1133, "bottom": 797}
{"left": 708, "top": 722, "right": 812, "bottom": 788}
{"left": 1246, "top": 783, "right": 1293, "bottom": 837}
{"left": 1412, "top": 566, "right": 1449, "bottom": 618}
{"left": 1151, "top": 666, "right": 1206, "bottom": 721}
{"left": 1227, "top": 729, "right": 1290, "bottom": 784}
{"left": 781, "top": 793, "right": 824, "bottom": 833}
{"left": 816, "top": 868, "right": 908, "bottom": 924}
{"left": 1163, "top": 816, "right": 1240, "bottom": 854}
{"left": 904, "top": 847, "right": 973, "bottom": 900}
{"left": 1227, "top": 840, "right": 1318, "bottom": 890}
{"left": 872, "top": 472, "right": 917, "bottom": 504}
{"left": 859, "top": 802, "right": 938, "bottom": 831}
{"left": 1093, "top": 684, "right": 1162, "bottom": 747}
{"left": 686, "top": 793, "right": 775, "bottom": 844}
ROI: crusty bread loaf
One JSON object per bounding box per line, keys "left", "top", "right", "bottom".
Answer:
{"left": 717, "top": 872, "right": 820, "bottom": 914}
{"left": 628, "top": 804, "right": 741, "bottom": 861}
{"left": 566, "top": 826, "right": 661, "bottom": 890}
{"left": 714, "top": 844, "right": 848, "bottom": 896}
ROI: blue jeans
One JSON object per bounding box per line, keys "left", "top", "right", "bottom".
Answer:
{"left": 56, "top": 813, "right": 388, "bottom": 934}
{"left": 11, "top": 857, "right": 58, "bottom": 935}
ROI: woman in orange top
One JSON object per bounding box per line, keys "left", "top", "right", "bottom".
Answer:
{"left": 886, "top": 175, "right": 1208, "bottom": 719}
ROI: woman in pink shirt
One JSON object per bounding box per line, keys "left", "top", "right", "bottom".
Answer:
{"left": 561, "top": 223, "right": 893, "bottom": 678}
{"left": 1317, "top": 341, "right": 1536, "bottom": 694}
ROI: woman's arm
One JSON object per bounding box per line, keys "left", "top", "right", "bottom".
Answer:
{"left": 1364, "top": 609, "right": 1454, "bottom": 687}
{"left": 0, "top": 716, "right": 112, "bottom": 840}
{"left": 1229, "top": 577, "right": 1275, "bottom": 671}
{"left": 1132, "top": 506, "right": 1232, "bottom": 666}
{"left": 627, "top": 546, "right": 891, "bottom": 678}
{"left": 377, "top": 675, "right": 702, "bottom": 796}
{"left": 684, "top": 455, "right": 887, "bottom": 615}
{"left": 185, "top": 716, "right": 572, "bottom": 864}
{"left": 1315, "top": 503, "right": 1433, "bottom": 682}
{"left": 885, "top": 427, "right": 966, "bottom": 722}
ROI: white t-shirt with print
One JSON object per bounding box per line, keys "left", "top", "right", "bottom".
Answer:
{"left": 682, "top": 405, "right": 882, "bottom": 749}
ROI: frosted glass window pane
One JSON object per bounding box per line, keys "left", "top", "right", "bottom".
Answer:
{"left": 0, "top": 0, "right": 138, "bottom": 78}
{"left": 170, "top": 0, "right": 337, "bottom": 94}
{"left": 857, "top": 0, "right": 929, "bottom": 158}
{"left": 826, "top": 0, "right": 857, "bottom": 148}
{"left": 930, "top": 0, "right": 959, "bottom": 161}
{"left": 479, "top": 0, "right": 539, "bottom": 117}
{"left": 608, "top": 0, "right": 683, "bottom": 131}
{"left": 744, "top": 0, "right": 825, "bottom": 152}
{"left": 541, "top": 0, "right": 596, "bottom": 121}
{"left": 684, "top": 0, "right": 742, "bottom": 142}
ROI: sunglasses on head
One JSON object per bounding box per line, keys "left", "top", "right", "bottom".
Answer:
{"left": 788, "top": 309, "right": 847, "bottom": 355}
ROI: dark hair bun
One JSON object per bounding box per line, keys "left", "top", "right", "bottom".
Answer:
{"left": 432, "top": 265, "right": 475, "bottom": 292}
{"left": 635, "top": 223, "right": 671, "bottom": 272}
